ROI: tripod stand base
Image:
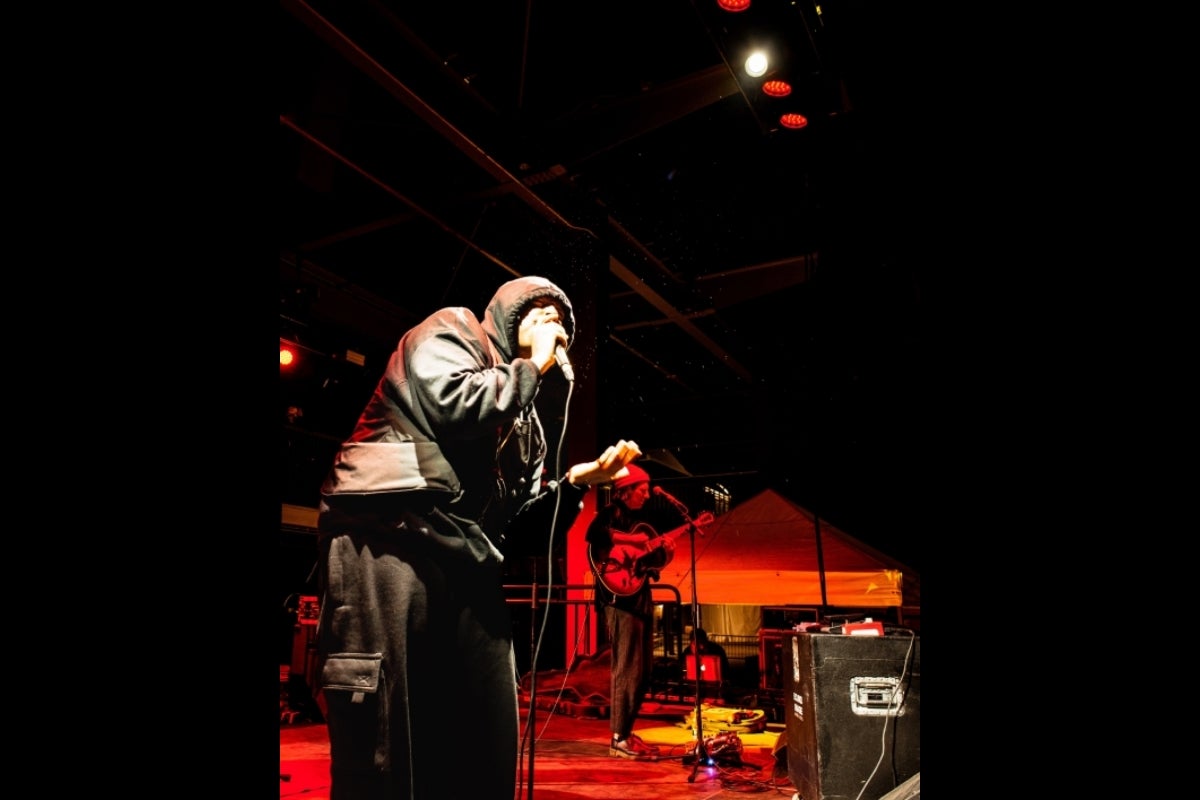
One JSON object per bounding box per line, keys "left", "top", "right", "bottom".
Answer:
{"left": 682, "top": 751, "right": 745, "bottom": 768}
{"left": 682, "top": 730, "right": 746, "bottom": 767}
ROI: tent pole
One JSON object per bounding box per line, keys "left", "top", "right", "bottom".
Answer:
{"left": 815, "top": 511, "right": 828, "bottom": 607}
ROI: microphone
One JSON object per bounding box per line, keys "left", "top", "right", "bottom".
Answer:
{"left": 555, "top": 344, "right": 574, "bottom": 382}
{"left": 653, "top": 486, "right": 687, "bottom": 512}
{"left": 654, "top": 486, "right": 702, "bottom": 534}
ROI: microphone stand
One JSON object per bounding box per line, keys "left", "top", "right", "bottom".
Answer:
{"left": 677, "top": 508, "right": 709, "bottom": 783}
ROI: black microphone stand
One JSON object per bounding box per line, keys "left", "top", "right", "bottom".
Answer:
{"left": 678, "top": 509, "right": 709, "bottom": 783}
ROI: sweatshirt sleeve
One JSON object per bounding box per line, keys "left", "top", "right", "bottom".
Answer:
{"left": 403, "top": 310, "right": 543, "bottom": 439}
{"left": 503, "top": 474, "right": 590, "bottom": 543}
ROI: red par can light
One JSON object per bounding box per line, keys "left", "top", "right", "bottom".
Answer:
{"left": 762, "top": 80, "right": 791, "bottom": 98}
{"left": 780, "top": 113, "right": 808, "bottom": 129}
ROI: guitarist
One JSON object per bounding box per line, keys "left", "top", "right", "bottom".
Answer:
{"left": 585, "top": 464, "right": 673, "bottom": 760}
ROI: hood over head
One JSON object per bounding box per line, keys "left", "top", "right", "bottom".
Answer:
{"left": 481, "top": 276, "right": 575, "bottom": 361}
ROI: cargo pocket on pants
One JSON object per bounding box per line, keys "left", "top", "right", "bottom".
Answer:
{"left": 321, "top": 653, "right": 389, "bottom": 769}
{"left": 322, "top": 652, "right": 383, "bottom": 703}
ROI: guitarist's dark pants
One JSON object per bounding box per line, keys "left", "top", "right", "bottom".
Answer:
{"left": 316, "top": 509, "right": 519, "bottom": 800}
{"left": 604, "top": 591, "right": 655, "bottom": 741}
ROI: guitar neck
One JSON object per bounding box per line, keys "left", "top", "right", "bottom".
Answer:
{"left": 649, "top": 512, "right": 715, "bottom": 546}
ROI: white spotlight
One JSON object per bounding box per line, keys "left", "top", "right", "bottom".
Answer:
{"left": 744, "top": 51, "right": 768, "bottom": 78}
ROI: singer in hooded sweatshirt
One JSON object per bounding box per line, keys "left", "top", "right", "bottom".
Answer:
{"left": 315, "top": 275, "right": 643, "bottom": 800}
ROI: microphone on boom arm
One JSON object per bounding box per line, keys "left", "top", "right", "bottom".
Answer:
{"left": 653, "top": 486, "right": 702, "bottom": 535}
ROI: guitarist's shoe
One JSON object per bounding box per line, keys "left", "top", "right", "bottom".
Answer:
{"left": 610, "top": 734, "right": 659, "bottom": 761}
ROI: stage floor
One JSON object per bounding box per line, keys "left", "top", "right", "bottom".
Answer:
{"left": 280, "top": 699, "right": 796, "bottom": 800}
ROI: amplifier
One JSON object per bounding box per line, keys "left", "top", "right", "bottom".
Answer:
{"left": 297, "top": 595, "right": 320, "bottom": 625}
{"left": 782, "top": 633, "right": 920, "bottom": 800}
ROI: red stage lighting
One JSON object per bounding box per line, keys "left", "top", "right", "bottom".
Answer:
{"left": 280, "top": 344, "right": 297, "bottom": 367}
{"left": 762, "top": 80, "right": 792, "bottom": 98}
{"left": 780, "top": 113, "right": 808, "bottom": 130}
{"left": 716, "top": 0, "right": 750, "bottom": 12}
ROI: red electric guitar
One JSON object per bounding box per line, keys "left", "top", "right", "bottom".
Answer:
{"left": 589, "top": 512, "right": 714, "bottom": 596}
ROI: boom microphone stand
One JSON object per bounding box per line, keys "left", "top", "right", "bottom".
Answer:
{"left": 656, "top": 489, "right": 710, "bottom": 782}
{"left": 685, "top": 509, "right": 711, "bottom": 782}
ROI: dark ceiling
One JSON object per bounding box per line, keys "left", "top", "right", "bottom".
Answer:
{"left": 279, "top": 0, "right": 929, "bottom": 573}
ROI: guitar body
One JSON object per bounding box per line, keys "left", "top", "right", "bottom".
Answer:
{"left": 589, "top": 513, "right": 714, "bottom": 597}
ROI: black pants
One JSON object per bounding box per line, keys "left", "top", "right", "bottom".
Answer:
{"left": 604, "top": 601, "right": 654, "bottom": 741}
{"left": 317, "top": 522, "right": 518, "bottom": 800}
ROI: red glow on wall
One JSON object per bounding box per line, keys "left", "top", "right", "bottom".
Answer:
{"left": 762, "top": 80, "right": 792, "bottom": 98}
{"left": 780, "top": 113, "right": 808, "bottom": 130}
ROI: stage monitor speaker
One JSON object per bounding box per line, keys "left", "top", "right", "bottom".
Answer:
{"left": 782, "top": 632, "right": 920, "bottom": 800}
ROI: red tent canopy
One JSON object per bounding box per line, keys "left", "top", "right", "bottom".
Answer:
{"left": 659, "top": 489, "right": 920, "bottom": 608}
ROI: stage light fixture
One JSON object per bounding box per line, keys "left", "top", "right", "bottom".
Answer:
{"left": 780, "top": 113, "right": 808, "bottom": 129}
{"left": 762, "top": 80, "right": 791, "bottom": 97}
{"left": 717, "top": 0, "right": 751, "bottom": 11}
{"left": 744, "top": 51, "right": 768, "bottom": 78}
{"left": 280, "top": 344, "right": 296, "bottom": 367}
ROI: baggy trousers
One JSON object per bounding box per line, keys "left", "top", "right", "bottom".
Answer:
{"left": 317, "top": 524, "right": 518, "bottom": 800}
{"left": 604, "top": 600, "right": 654, "bottom": 741}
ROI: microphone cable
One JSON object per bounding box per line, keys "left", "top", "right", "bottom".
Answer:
{"left": 517, "top": 376, "right": 575, "bottom": 800}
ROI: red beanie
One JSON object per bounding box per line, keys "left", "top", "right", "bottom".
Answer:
{"left": 613, "top": 464, "right": 649, "bottom": 490}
